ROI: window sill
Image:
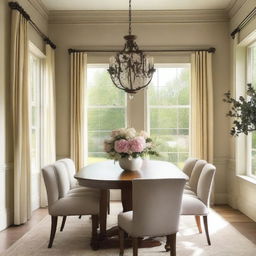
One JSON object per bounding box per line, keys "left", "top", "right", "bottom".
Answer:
{"left": 237, "top": 175, "right": 256, "bottom": 185}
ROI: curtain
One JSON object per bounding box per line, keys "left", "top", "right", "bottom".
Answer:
{"left": 10, "top": 10, "right": 31, "bottom": 224}
{"left": 191, "top": 51, "right": 214, "bottom": 163}
{"left": 40, "top": 44, "right": 56, "bottom": 207}
{"left": 70, "top": 52, "right": 87, "bottom": 171}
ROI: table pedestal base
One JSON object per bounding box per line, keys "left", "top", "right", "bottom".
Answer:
{"left": 91, "top": 227, "right": 162, "bottom": 250}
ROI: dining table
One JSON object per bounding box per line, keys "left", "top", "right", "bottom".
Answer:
{"left": 75, "top": 159, "right": 188, "bottom": 249}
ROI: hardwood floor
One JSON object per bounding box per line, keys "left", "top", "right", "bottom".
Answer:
{"left": 0, "top": 205, "right": 255, "bottom": 254}
{"left": 0, "top": 208, "right": 48, "bottom": 254}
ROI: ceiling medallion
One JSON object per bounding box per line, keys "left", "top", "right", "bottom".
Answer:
{"left": 107, "top": 0, "right": 155, "bottom": 97}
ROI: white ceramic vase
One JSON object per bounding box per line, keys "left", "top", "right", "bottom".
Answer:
{"left": 119, "top": 157, "right": 143, "bottom": 171}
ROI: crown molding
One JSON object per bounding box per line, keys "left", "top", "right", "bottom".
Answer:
{"left": 227, "top": 0, "right": 248, "bottom": 18}
{"left": 28, "top": 0, "right": 49, "bottom": 20}
{"left": 49, "top": 9, "right": 229, "bottom": 25}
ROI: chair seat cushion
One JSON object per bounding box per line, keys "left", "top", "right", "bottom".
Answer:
{"left": 181, "top": 194, "right": 208, "bottom": 215}
{"left": 183, "top": 189, "right": 196, "bottom": 196}
{"left": 68, "top": 186, "right": 100, "bottom": 196}
{"left": 184, "top": 184, "right": 191, "bottom": 190}
{"left": 50, "top": 193, "right": 99, "bottom": 216}
{"left": 118, "top": 211, "right": 133, "bottom": 235}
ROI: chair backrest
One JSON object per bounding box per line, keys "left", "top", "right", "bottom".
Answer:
{"left": 197, "top": 163, "right": 216, "bottom": 206}
{"left": 132, "top": 178, "right": 186, "bottom": 237}
{"left": 58, "top": 158, "right": 77, "bottom": 188}
{"left": 54, "top": 161, "right": 71, "bottom": 198}
{"left": 188, "top": 159, "right": 207, "bottom": 192}
{"left": 182, "top": 157, "right": 198, "bottom": 177}
{"left": 42, "top": 165, "right": 59, "bottom": 208}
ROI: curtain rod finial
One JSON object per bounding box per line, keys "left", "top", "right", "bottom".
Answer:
{"left": 208, "top": 47, "right": 216, "bottom": 53}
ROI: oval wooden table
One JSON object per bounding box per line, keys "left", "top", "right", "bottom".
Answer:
{"left": 75, "top": 159, "right": 188, "bottom": 249}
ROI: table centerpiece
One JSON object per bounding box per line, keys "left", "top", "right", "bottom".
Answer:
{"left": 104, "top": 128, "right": 159, "bottom": 171}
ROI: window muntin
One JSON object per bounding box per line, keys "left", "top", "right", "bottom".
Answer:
{"left": 87, "top": 65, "right": 126, "bottom": 164}
{"left": 247, "top": 44, "right": 256, "bottom": 177}
{"left": 148, "top": 64, "right": 190, "bottom": 168}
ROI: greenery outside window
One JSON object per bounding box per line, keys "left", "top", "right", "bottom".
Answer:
{"left": 247, "top": 43, "right": 256, "bottom": 177}
{"left": 148, "top": 64, "right": 190, "bottom": 168}
{"left": 87, "top": 64, "right": 127, "bottom": 164}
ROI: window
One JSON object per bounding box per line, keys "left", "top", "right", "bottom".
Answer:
{"left": 247, "top": 43, "right": 256, "bottom": 177}
{"left": 29, "top": 51, "right": 44, "bottom": 210}
{"left": 87, "top": 65, "right": 126, "bottom": 164}
{"left": 148, "top": 64, "right": 190, "bottom": 168}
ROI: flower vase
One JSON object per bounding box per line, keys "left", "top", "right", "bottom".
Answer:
{"left": 119, "top": 157, "right": 142, "bottom": 171}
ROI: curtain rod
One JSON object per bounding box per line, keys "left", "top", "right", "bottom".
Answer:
{"left": 8, "top": 2, "right": 56, "bottom": 49}
{"left": 68, "top": 47, "right": 216, "bottom": 54}
{"left": 231, "top": 7, "right": 256, "bottom": 39}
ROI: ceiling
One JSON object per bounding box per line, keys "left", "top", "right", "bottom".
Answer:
{"left": 41, "top": 0, "right": 235, "bottom": 11}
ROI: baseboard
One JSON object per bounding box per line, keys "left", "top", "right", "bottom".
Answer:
{"left": 0, "top": 207, "right": 13, "bottom": 231}
{"left": 214, "top": 192, "right": 228, "bottom": 205}
{"left": 110, "top": 189, "right": 121, "bottom": 200}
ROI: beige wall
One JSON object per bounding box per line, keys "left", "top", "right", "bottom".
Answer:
{"left": 0, "top": 0, "right": 48, "bottom": 231}
{"left": 49, "top": 20, "right": 231, "bottom": 203}
{"left": 228, "top": 0, "right": 256, "bottom": 221}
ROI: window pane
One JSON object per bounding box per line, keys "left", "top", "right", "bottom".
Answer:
{"left": 148, "top": 65, "right": 190, "bottom": 167}
{"left": 87, "top": 66, "right": 126, "bottom": 164}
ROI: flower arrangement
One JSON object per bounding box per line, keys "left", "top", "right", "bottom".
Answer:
{"left": 104, "top": 128, "right": 159, "bottom": 160}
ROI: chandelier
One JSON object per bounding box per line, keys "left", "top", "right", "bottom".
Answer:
{"left": 107, "top": 0, "right": 155, "bottom": 95}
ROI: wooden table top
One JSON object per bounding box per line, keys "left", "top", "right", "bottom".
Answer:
{"left": 75, "top": 159, "right": 188, "bottom": 189}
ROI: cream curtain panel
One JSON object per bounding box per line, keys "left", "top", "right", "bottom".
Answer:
{"left": 191, "top": 51, "right": 214, "bottom": 163}
{"left": 10, "top": 10, "right": 31, "bottom": 224}
{"left": 70, "top": 52, "right": 87, "bottom": 171}
{"left": 40, "top": 44, "right": 56, "bottom": 207}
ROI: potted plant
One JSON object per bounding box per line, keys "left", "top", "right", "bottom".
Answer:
{"left": 223, "top": 84, "right": 256, "bottom": 135}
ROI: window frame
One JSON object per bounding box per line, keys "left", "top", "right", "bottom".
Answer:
{"left": 28, "top": 42, "right": 45, "bottom": 211}
{"left": 246, "top": 41, "right": 256, "bottom": 178}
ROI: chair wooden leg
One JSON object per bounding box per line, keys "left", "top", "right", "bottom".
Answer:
{"left": 203, "top": 216, "right": 211, "bottom": 245}
{"left": 91, "top": 215, "right": 99, "bottom": 250}
{"left": 169, "top": 233, "right": 176, "bottom": 256}
{"left": 119, "top": 228, "right": 125, "bottom": 256}
{"left": 195, "top": 215, "right": 202, "bottom": 233}
{"left": 107, "top": 189, "right": 110, "bottom": 214}
{"left": 165, "top": 235, "right": 170, "bottom": 251}
{"left": 132, "top": 237, "right": 138, "bottom": 256}
{"left": 48, "top": 216, "right": 58, "bottom": 248}
{"left": 60, "top": 216, "right": 67, "bottom": 232}
{"left": 79, "top": 215, "right": 82, "bottom": 219}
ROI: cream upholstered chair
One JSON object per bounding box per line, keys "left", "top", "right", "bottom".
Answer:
{"left": 57, "top": 158, "right": 100, "bottom": 230}
{"left": 42, "top": 162, "right": 100, "bottom": 248}
{"left": 182, "top": 157, "right": 198, "bottom": 178}
{"left": 184, "top": 159, "right": 207, "bottom": 193}
{"left": 181, "top": 163, "right": 216, "bottom": 245}
{"left": 118, "top": 178, "right": 186, "bottom": 256}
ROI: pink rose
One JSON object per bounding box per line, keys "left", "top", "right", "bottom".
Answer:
{"left": 114, "top": 139, "right": 130, "bottom": 153}
{"left": 129, "top": 137, "right": 145, "bottom": 153}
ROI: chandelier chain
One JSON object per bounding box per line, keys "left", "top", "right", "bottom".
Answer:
{"left": 129, "top": 0, "right": 131, "bottom": 35}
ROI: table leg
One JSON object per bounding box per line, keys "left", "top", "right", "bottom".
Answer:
{"left": 99, "top": 189, "right": 108, "bottom": 238}
{"left": 121, "top": 185, "right": 132, "bottom": 212}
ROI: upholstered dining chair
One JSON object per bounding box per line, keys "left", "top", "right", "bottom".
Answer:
{"left": 57, "top": 158, "right": 101, "bottom": 231}
{"left": 181, "top": 163, "right": 216, "bottom": 245}
{"left": 118, "top": 178, "right": 186, "bottom": 256}
{"left": 182, "top": 157, "right": 198, "bottom": 178}
{"left": 42, "top": 162, "right": 100, "bottom": 249}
